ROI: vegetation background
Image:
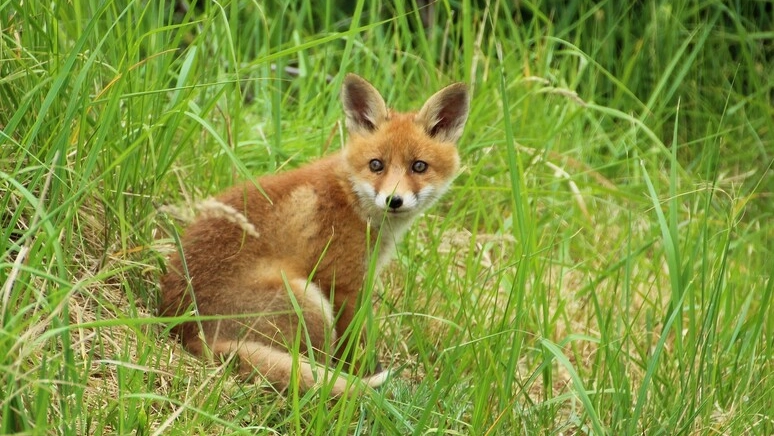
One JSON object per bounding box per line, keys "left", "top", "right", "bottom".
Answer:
{"left": 1, "top": 0, "right": 772, "bottom": 434}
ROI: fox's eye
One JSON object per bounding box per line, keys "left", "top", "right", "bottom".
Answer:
{"left": 369, "top": 159, "right": 384, "bottom": 172}
{"left": 412, "top": 160, "right": 428, "bottom": 173}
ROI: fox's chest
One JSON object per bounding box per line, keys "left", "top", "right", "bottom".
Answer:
{"left": 242, "top": 181, "right": 409, "bottom": 290}
{"left": 304, "top": 211, "right": 409, "bottom": 294}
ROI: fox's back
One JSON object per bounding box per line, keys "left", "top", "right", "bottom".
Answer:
{"left": 159, "top": 154, "right": 372, "bottom": 317}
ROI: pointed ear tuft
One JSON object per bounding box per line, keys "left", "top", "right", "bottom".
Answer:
{"left": 341, "top": 74, "right": 389, "bottom": 136}
{"left": 416, "top": 83, "right": 470, "bottom": 143}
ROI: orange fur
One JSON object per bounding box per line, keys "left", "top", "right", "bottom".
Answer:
{"left": 160, "top": 74, "right": 470, "bottom": 396}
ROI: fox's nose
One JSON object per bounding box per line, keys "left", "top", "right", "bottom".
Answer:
{"left": 386, "top": 195, "right": 403, "bottom": 209}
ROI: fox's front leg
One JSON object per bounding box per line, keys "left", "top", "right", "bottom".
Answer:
{"left": 333, "top": 298, "right": 384, "bottom": 376}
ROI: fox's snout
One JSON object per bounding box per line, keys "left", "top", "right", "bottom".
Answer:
{"left": 371, "top": 168, "right": 430, "bottom": 213}
{"left": 361, "top": 180, "right": 423, "bottom": 214}
{"left": 385, "top": 194, "right": 403, "bottom": 210}
{"left": 375, "top": 190, "right": 416, "bottom": 212}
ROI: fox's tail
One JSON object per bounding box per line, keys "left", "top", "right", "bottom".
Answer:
{"left": 206, "top": 339, "right": 389, "bottom": 396}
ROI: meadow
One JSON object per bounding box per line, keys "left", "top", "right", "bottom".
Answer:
{"left": 1, "top": 0, "right": 772, "bottom": 434}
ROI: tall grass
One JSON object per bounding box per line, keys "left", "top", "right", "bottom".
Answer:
{"left": 1, "top": 0, "right": 772, "bottom": 434}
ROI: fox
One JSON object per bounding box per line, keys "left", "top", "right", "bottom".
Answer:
{"left": 160, "top": 73, "right": 470, "bottom": 396}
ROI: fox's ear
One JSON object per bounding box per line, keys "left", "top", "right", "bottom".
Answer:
{"left": 341, "top": 74, "right": 388, "bottom": 136}
{"left": 416, "top": 83, "right": 470, "bottom": 143}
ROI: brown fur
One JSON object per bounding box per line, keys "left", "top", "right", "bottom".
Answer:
{"left": 160, "top": 74, "right": 470, "bottom": 396}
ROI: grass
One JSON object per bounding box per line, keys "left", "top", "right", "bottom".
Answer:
{"left": 1, "top": 0, "right": 772, "bottom": 434}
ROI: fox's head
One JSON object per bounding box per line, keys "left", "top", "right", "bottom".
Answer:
{"left": 341, "top": 74, "right": 470, "bottom": 224}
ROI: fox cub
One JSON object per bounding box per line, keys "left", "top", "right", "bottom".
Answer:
{"left": 160, "top": 74, "right": 470, "bottom": 395}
